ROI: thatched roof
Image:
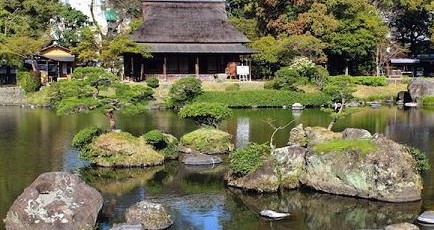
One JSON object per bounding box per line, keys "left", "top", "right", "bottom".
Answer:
{"left": 140, "top": 43, "right": 254, "bottom": 53}
{"left": 132, "top": 0, "right": 250, "bottom": 44}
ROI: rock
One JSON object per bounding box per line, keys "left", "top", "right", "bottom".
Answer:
{"left": 404, "top": 102, "right": 418, "bottom": 107}
{"left": 300, "top": 134, "right": 423, "bottom": 202}
{"left": 408, "top": 78, "right": 434, "bottom": 102}
{"left": 304, "top": 126, "right": 342, "bottom": 146}
{"left": 125, "top": 201, "right": 173, "bottom": 230}
{"left": 291, "top": 103, "right": 304, "bottom": 110}
{"left": 161, "top": 133, "right": 180, "bottom": 160}
{"left": 4, "top": 172, "right": 103, "bottom": 230}
{"left": 111, "top": 223, "right": 144, "bottom": 230}
{"left": 179, "top": 128, "right": 234, "bottom": 154}
{"left": 342, "top": 128, "right": 372, "bottom": 139}
{"left": 288, "top": 124, "right": 307, "bottom": 147}
{"left": 225, "top": 146, "right": 306, "bottom": 192}
{"left": 397, "top": 91, "right": 412, "bottom": 103}
{"left": 259, "top": 210, "right": 290, "bottom": 219}
{"left": 88, "top": 131, "right": 164, "bottom": 167}
{"left": 384, "top": 223, "right": 420, "bottom": 230}
{"left": 182, "top": 153, "right": 223, "bottom": 165}
{"left": 417, "top": 211, "right": 434, "bottom": 224}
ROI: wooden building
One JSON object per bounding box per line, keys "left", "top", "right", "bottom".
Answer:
{"left": 34, "top": 44, "right": 75, "bottom": 83}
{"left": 126, "top": 0, "right": 254, "bottom": 81}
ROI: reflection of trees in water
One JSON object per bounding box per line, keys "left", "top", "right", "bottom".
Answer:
{"left": 226, "top": 189, "right": 421, "bottom": 230}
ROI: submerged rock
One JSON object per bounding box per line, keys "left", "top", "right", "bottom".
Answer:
{"left": 88, "top": 131, "right": 164, "bottom": 167}
{"left": 301, "top": 134, "right": 423, "bottom": 202}
{"left": 125, "top": 201, "right": 173, "bottom": 230}
{"left": 179, "top": 128, "right": 234, "bottom": 154}
{"left": 4, "top": 172, "right": 103, "bottom": 230}
{"left": 182, "top": 153, "right": 223, "bottom": 165}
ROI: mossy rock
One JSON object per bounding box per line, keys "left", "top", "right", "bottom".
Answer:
{"left": 179, "top": 128, "right": 234, "bottom": 155}
{"left": 86, "top": 131, "right": 164, "bottom": 167}
{"left": 161, "top": 133, "right": 180, "bottom": 160}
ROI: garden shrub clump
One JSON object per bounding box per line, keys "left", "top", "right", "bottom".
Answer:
{"left": 17, "top": 71, "right": 41, "bottom": 93}
{"left": 329, "top": 75, "right": 387, "bottom": 86}
{"left": 168, "top": 76, "right": 202, "bottom": 107}
{"left": 193, "top": 90, "right": 330, "bottom": 108}
{"left": 72, "top": 126, "right": 106, "bottom": 149}
{"left": 146, "top": 77, "right": 159, "bottom": 88}
{"left": 422, "top": 96, "right": 434, "bottom": 107}
{"left": 179, "top": 102, "right": 232, "bottom": 127}
{"left": 143, "top": 129, "right": 179, "bottom": 160}
{"left": 229, "top": 143, "right": 271, "bottom": 177}
{"left": 407, "top": 146, "right": 431, "bottom": 173}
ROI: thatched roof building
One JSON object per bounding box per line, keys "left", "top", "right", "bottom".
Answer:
{"left": 125, "top": 0, "right": 254, "bottom": 81}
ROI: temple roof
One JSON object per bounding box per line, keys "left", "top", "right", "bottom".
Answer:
{"left": 141, "top": 43, "right": 254, "bottom": 53}
{"left": 131, "top": 0, "right": 250, "bottom": 44}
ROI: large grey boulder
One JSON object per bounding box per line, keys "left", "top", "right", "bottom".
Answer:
{"left": 4, "top": 172, "right": 103, "bottom": 230}
{"left": 288, "top": 124, "right": 307, "bottom": 147}
{"left": 225, "top": 146, "right": 306, "bottom": 192}
{"left": 125, "top": 201, "right": 173, "bottom": 230}
{"left": 342, "top": 128, "right": 372, "bottom": 139}
{"left": 300, "top": 134, "right": 423, "bottom": 202}
{"left": 408, "top": 78, "right": 434, "bottom": 102}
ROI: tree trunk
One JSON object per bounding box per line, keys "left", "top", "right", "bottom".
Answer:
{"left": 106, "top": 110, "right": 116, "bottom": 130}
{"left": 327, "top": 98, "right": 345, "bottom": 131}
{"left": 90, "top": 0, "right": 104, "bottom": 40}
{"left": 376, "top": 46, "right": 381, "bottom": 76}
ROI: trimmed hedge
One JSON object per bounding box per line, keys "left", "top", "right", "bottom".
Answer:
{"left": 329, "top": 75, "right": 388, "bottom": 86}
{"left": 422, "top": 96, "right": 434, "bottom": 107}
{"left": 192, "top": 90, "right": 331, "bottom": 108}
{"left": 17, "top": 71, "right": 41, "bottom": 92}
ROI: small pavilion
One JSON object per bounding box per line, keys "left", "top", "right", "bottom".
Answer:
{"left": 34, "top": 44, "right": 75, "bottom": 83}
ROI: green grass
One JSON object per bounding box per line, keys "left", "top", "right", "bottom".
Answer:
{"left": 422, "top": 96, "right": 434, "bottom": 107}
{"left": 313, "top": 139, "right": 377, "bottom": 156}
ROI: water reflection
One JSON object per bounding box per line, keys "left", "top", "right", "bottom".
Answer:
{"left": 2, "top": 106, "right": 434, "bottom": 230}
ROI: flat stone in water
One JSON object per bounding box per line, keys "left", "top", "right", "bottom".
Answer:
{"left": 182, "top": 154, "right": 223, "bottom": 165}
{"left": 417, "top": 211, "right": 434, "bottom": 224}
{"left": 111, "top": 223, "right": 144, "bottom": 230}
{"left": 384, "top": 222, "right": 420, "bottom": 230}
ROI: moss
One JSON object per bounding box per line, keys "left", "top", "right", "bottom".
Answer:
{"left": 313, "top": 139, "right": 376, "bottom": 156}
{"left": 87, "top": 131, "right": 164, "bottom": 167}
{"left": 180, "top": 128, "right": 234, "bottom": 154}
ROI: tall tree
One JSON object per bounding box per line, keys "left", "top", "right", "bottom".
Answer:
{"left": 51, "top": 5, "right": 90, "bottom": 48}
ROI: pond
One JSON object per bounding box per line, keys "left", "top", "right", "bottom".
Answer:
{"left": 1, "top": 106, "right": 434, "bottom": 230}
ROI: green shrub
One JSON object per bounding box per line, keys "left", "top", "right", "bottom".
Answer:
{"left": 17, "top": 71, "right": 41, "bottom": 93}
{"left": 146, "top": 77, "right": 159, "bottom": 88}
{"left": 273, "top": 67, "right": 299, "bottom": 90}
{"left": 169, "top": 76, "right": 202, "bottom": 107}
{"left": 193, "top": 90, "right": 330, "bottom": 108}
{"left": 422, "top": 96, "right": 434, "bottom": 107}
{"left": 225, "top": 83, "right": 240, "bottom": 91}
{"left": 72, "top": 67, "right": 107, "bottom": 80}
{"left": 313, "top": 139, "right": 376, "bottom": 156}
{"left": 143, "top": 129, "right": 167, "bottom": 150}
{"left": 329, "top": 75, "right": 387, "bottom": 86}
{"left": 179, "top": 102, "right": 232, "bottom": 127}
{"left": 72, "top": 126, "right": 105, "bottom": 149}
{"left": 229, "top": 143, "right": 271, "bottom": 177}
{"left": 407, "top": 146, "right": 430, "bottom": 173}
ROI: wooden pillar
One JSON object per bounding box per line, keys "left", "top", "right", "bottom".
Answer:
{"left": 130, "top": 56, "right": 134, "bottom": 81}
{"left": 163, "top": 56, "right": 167, "bottom": 81}
{"left": 57, "top": 62, "right": 60, "bottom": 80}
{"left": 195, "top": 57, "right": 199, "bottom": 77}
{"left": 248, "top": 58, "right": 252, "bottom": 81}
{"left": 140, "top": 63, "right": 144, "bottom": 81}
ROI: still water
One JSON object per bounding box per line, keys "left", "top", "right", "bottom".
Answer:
{"left": 1, "top": 106, "right": 434, "bottom": 230}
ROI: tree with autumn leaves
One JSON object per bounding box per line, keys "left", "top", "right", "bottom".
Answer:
{"left": 228, "top": 0, "right": 433, "bottom": 77}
